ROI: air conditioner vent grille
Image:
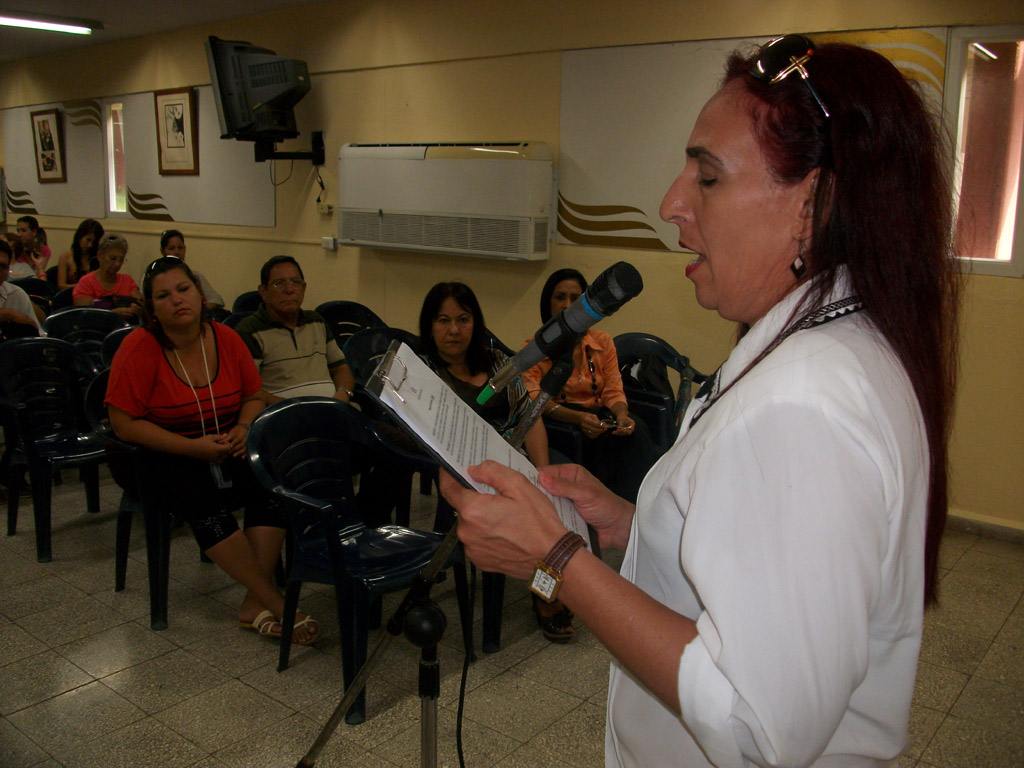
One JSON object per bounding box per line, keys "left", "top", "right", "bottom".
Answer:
{"left": 341, "top": 211, "right": 541, "bottom": 259}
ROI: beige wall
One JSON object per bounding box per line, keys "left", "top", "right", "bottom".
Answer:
{"left": 2, "top": 0, "right": 1023, "bottom": 530}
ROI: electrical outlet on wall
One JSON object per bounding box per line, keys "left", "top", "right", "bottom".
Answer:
{"left": 317, "top": 200, "right": 333, "bottom": 215}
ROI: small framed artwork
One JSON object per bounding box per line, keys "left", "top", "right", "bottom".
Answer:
{"left": 30, "top": 109, "right": 67, "bottom": 183}
{"left": 154, "top": 87, "right": 199, "bottom": 175}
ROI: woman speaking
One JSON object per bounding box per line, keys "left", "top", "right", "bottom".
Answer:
{"left": 442, "top": 36, "right": 959, "bottom": 767}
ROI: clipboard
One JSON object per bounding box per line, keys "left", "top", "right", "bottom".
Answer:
{"left": 365, "top": 341, "right": 597, "bottom": 553}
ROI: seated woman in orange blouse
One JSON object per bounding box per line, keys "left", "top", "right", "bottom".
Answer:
{"left": 522, "top": 268, "right": 658, "bottom": 504}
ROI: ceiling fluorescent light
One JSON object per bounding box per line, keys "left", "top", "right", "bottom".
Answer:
{"left": 0, "top": 14, "right": 99, "bottom": 36}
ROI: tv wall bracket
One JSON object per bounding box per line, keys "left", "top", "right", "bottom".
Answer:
{"left": 254, "top": 130, "right": 325, "bottom": 165}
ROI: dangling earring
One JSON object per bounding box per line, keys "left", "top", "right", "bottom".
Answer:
{"left": 791, "top": 240, "right": 808, "bottom": 280}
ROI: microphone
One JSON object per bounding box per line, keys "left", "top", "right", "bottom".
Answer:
{"left": 477, "top": 261, "right": 643, "bottom": 404}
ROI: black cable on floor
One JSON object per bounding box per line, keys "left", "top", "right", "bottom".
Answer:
{"left": 456, "top": 562, "right": 477, "bottom": 768}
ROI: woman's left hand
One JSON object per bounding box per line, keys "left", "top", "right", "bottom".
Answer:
{"left": 439, "top": 462, "right": 567, "bottom": 580}
{"left": 225, "top": 424, "right": 249, "bottom": 457}
{"left": 612, "top": 414, "right": 635, "bottom": 436}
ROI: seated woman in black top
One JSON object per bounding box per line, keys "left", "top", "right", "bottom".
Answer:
{"left": 419, "top": 282, "right": 548, "bottom": 466}
{"left": 419, "top": 283, "right": 580, "bottom": 644}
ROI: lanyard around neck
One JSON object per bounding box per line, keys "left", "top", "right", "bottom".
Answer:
{"left": 689, "top": 295, "right": 864, "bottom": 429}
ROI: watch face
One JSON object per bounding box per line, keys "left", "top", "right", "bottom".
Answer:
{"left": 531, "top": 569, "right": 558, "bottom": 601}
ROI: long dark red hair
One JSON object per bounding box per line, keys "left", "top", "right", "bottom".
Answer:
{"left": 725, "top": 42, "right": 960, "bottom": 606}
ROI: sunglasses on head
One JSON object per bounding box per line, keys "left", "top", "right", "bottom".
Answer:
{"left": 749, "top": 34, "right": 831, "bottom": 118}
{"left": 145, "top": 255, "right": 183, "bottom": 275}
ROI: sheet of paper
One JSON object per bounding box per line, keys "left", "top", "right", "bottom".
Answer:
{"left": 372, "top": 342, "right": 593, "bottom": 549}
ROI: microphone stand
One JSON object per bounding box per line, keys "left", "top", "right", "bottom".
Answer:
{"left": 295, "top": 348, "right": 580, "bottom": 768}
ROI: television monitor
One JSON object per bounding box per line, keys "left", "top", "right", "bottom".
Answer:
{"left": 205, "top": 36, "right": 311, "bottom": 143}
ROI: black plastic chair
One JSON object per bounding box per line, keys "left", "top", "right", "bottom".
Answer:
{"left": 232, "top": 291, "right": 262, "bottom": 313}
{"left": 43, "top": 307, "right": 130, "bottom": 380}
{"left": 45, "top": 265, "right": 59, "bottom": 286}
{"left": 613, "top": 332, "right": 706, "bottom": 451}
{"left": 11, "top": 277, "right": 55, "bottom": 316}
{"left": 51, "top": 287, "right": 75, "bottom": 312}
{"left": 483, "top": 327, "right": 515, "bottom": 357}
{"left": 83, "top": 370, "right": 142, "bottom": 594}
{"left": 84, "top": 368, "right": 228, "bottom": 630}
{"left": 0, "top": 338, "right": 106, "bottom": 562}
{"left": 343, "top": 326, "right": 425, "bottom": 523}
{"left": 343, "top": 328, "right": 512, "bottom": 653}
{"left": 247, "top": 397, "right": 474, "bottom": 724}
{"left": 314, "top": 300, "right": 386, "bottom": 351}
{"left": 221, "top": 311, "right": 253, "bottom": 328}
{"left": 101, "top": 326, "right": 134, "bottom": 367}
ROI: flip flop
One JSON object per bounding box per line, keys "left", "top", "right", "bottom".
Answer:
{"left": 239, "top": 609, "right": 282, "bottom": 638}
{"left": 291, "top": 615, "right": 321, "bottom": 646}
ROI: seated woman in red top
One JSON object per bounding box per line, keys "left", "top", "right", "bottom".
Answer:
{"left": 105, "top": 256, "right": 319, "bottom": 643}
{"left": 72, "top": 233, "right": 142, "bottom": 321}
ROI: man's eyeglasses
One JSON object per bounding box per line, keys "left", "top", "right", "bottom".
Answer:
{"left": 749, "top": 34, "right": 830, "bottom": 118}
{"left": 267, "top": 278, "right": 305, "bottom": 291}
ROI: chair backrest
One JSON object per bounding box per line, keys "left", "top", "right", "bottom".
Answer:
{"left": 343, "top": 327, "right": 420, "bottom": 385}
{"left": 0, "top": 320, "right": 40, "bottom": 343}
{"left": 221, "top": 310, "right": 253, "bottom": 328}
{"left": 11, "top": 277, "right": 55, "bottom": 316}
{"left": 45, "top": 265, "right": 60, "bottom": 286}
{"left": 232, "top": 290, "right": 262, "bottom": 313}
{"left": 247, "top": 397, "right": 377, "bottom": 551}
{"left": 613, "top": 332, "right": 706, "bottom": 447}
{"left": 314, "top": 300, "right": 386, "bottom": 350}
{"left": 0, "top": 337, "right": 90, "bottom": 444}
{"left": 43, "top": 307, "right": 130, "bottom": 379}
{"left": 51, "top": 287, "right": 75, "bottom": 311}
{"left": 84, "top": 367, "right": 112, "bottom": 435}
{"left": 11, "top": 277, "right": 56, "bottom": 299}
{"left": 101, "top": 326, "right": 135, "bottom": 367}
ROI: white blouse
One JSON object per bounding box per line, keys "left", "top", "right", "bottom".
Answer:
{"left": 606, "top": 274, "right": 927, "bottom": 768}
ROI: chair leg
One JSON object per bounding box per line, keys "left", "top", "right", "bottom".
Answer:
{"left": 419, "top": 472, "right": 432, "bottom": 496}
{"left": 30, "top": 463, "right": 54, "bottom": 563}
{"left": 481, "top": 571, "right": 506, "bottom": 654}
{"left": 452, "top": 558, "right": 476, "bottom": 662}
{"left": 7, "top": 465, "right": 25, "bottom": 536}
{"left": 278, "top": 580, "right": 302, "bottom": 672}
{"left": 81, "top": 463, "right": 100, "bottom": 514}
{"left": 114, "top": 494, "right": 133, "bottom": 591}
{"left": 143, "top": 504, "right": 171, "bottom": 630}
{"left": 341, "top": 585, "right": 369, "bottom": 725}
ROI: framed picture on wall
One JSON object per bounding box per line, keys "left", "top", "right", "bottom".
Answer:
{"left": 154, "top": 87, "right": 199, "bottom": 175}
{"left": 30, "top": 109, "right": 67, "bottom": 183}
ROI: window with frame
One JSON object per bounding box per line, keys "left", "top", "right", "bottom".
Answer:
{"left": 945, "top": 26, "right": 1024, "bottom": 277}
{"left": 106, "top": 102, "right": 126, "bottom": 214}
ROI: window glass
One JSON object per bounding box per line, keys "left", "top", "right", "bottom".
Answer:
{"left": 946, "top": 27, "right": 1024, "bottom": 276}
{"left": 106, "top": 102, "right": 126, "bottom": 214}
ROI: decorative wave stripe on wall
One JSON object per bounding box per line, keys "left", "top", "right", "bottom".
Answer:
{"left": 5, "top": 187, "right": 38, "bottom": 215}
{"left": 556, "top": 194, "right": 669, "bottom": 250}
{"left": 814, "top": 29, "right": 946, "bottom": 98}
{"left": 63, "top": 100, "right": 102, "bottom": 130}
{"left": 127, "top": 187, "right": 174, "bottom": 221}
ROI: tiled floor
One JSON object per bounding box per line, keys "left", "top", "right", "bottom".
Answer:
{"left": 1, "top": 469, "right": 1023, "bottom": 767}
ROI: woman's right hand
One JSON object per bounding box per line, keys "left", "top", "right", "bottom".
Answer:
{"left": 538, "top": 463, "right": 635, "bottom": 549}
{"left": 576, "top": 411, "right": 611, "bottom": 439}
{"left": 190, "top": 434, "right": 233, "bottom": 463}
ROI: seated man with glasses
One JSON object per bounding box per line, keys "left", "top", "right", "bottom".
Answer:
{"left": 234, "top": 255, "right": 356, "bottom": 402}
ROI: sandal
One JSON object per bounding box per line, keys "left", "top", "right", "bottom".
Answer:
{"left": 532, "top": 594, "right": 574, "bottom": 644}
{"left": 290, "top": 615, "right": 321, "bottom": 646}
{"left": 239, "top": 609, "right": 282, "bottom": 638}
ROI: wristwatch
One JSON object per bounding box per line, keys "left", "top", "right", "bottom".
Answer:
{"left": 530, "top": 532, "right": 586, "bottom": 603}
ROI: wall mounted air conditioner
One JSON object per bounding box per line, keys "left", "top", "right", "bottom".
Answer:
{"left": 337, "top": 142, "right": 553, "bottom": 260}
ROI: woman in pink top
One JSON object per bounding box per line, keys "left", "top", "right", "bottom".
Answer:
{"left": 72, "top": 233, "right": 142, "bottom": 321}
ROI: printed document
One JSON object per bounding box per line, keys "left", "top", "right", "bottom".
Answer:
{"left": 367, "top": 342, "right": 593, "bottom": 550}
